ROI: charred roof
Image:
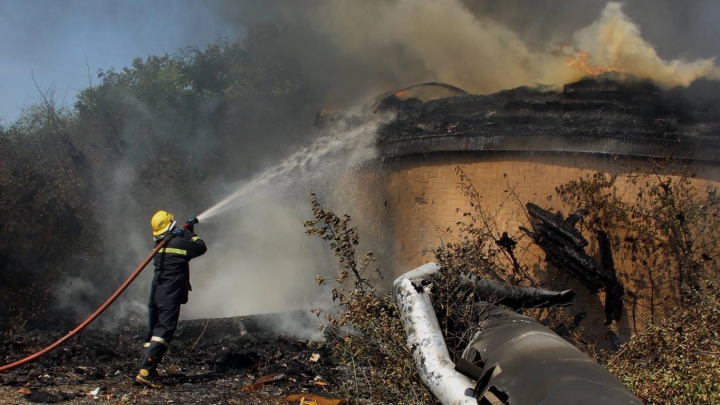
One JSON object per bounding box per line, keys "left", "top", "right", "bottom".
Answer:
{"left": 375, "top": 75, "right": 720, "bottom": 161}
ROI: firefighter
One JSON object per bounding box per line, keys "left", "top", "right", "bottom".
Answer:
{"left": 135, "top": 210, "right": 207, "bottom": 388}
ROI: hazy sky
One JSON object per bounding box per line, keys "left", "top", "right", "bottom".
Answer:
{"left": 3, "top": 0, "right": 720, "bottom": 124}
{"left": 0, "top": 0, "right": 240, "bottom": 123}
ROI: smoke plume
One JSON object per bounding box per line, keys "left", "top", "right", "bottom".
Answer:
{"left": 185, "top": 119, "right": 382, "bottom": 320}
{"left": 573, "top": 3, "right": 720, "bottom": 86}
{"left": 216, "top": 0, "right": 720, "bottom": 104}
{"left": 47, "top": 0, "right": 720, "bottom": 335}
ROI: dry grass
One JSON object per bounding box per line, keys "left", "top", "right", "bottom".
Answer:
{"left": 604, "top": 286, "right": 720, "bottom": 404}
{"left": 306, "top": 161, "right": 720, "bottom": 404}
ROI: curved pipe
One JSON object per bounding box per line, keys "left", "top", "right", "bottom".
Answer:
{"left": 394, "top": 263, "right": 642, "bottom": 405}
{"left": 363, "top": 82, "right": 470, "bottom": 115}
{"left": 393, "top": 263, "right": 477, "bottom": 405}
{"left": 0, "top": 223, "right": 191, "bottom": 373}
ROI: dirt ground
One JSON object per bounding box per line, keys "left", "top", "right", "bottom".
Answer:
{"left": 0, "top": 314, "right": 348, "bottom": 404}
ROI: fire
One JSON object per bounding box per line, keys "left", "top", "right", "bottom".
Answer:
{"left": 394, "top": 90, "right": 406, "bottom": 98}
{"left": 567, "top": 51, "right": 623, "bottom": 76}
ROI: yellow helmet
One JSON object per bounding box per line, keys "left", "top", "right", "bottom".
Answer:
{"left": 151, "top": 210, "right": 175, "bottom": 238}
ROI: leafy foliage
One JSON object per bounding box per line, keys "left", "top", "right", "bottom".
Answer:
{"left": 556, "top": 160, "right": 720, "bottom": 324}
{"left": 304, "top": 194, "right": 434, "bottom": 405}
{"left": 0, "top": 93, "right": 102, "bottom": 331}
{"left": 0, "top": 24, "right": 325, "bottom": 331}
{"left": 308, "top": 163, "right": 720, "bottom": 404}
{"left": 605, "top": 287, "right": 720, "bottom": 404}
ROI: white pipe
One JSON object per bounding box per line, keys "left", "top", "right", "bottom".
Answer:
{"left": 393, "top": 263, "right": 477, "bottom": 405}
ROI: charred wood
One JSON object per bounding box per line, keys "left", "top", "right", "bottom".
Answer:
{"left": 376, "top": 76, "right": 720, "bottom": 162}
{"left": 526, "top": 203, "right": 589, "bottom": 249}
{"left": 523, "top": 203, "right": 624, "bottom": 324}
{"left": 457, "top": 273, "right": 575, "bottom": 310}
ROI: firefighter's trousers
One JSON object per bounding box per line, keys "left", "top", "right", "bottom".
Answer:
{"left": 140, "top": 301, "right": 181, "bottom": 372}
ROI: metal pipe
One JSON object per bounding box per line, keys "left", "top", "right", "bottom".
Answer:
{"left": 393, "top": 263, "right": 477, "bottom": 405}
{"left": 462, "top": 303, "right": 641, "bottom": 404}
{"left": 394, "top": 262, "right": 642, "bottom": 405}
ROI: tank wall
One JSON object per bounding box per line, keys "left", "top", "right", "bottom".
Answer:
{"left": 334, "top": 151, "right": 720, "bottom": 344}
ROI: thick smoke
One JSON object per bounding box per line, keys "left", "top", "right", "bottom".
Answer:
{"left": 317, "top": 0, "right": 559, "bottom": 94}
{"left": 216, "top": 0, "right": 720, "bottom": 102}
{"left": 167, "top": 0, "right": 720, "bottom": 322}
{"left": 460, "top": 0, "right": 720, "bottom": 60}
{"left": 50, "top": 0, "right": 720, "bottom": 334}
{"left": 185, "top": 119, "right": 382, "bottom": 321}
{"left": 574, "top": 3, "right": 720, "bottom": 86}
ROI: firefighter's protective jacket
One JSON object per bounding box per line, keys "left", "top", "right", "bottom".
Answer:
{"left": 151, "top": 231, "right": 207, "bottom": 304}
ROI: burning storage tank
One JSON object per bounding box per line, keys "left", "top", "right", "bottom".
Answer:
{"left": 336, "top": 75, "right": 720, "bottom": 346}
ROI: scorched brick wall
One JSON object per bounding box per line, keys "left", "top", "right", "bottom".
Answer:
{"left": 334, "top": 150, "right": 720, "bottom": 346}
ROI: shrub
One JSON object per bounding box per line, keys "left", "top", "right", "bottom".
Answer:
{"left": 605, "top": 287, "right": 720, "bottom": 404}
{"left": 557, "top": 159, "right": 720, "bottom": 325}
{"left": 304, "top": 193, "right": 434, "bottom": 404}
{"left": 307, "top": 161, "right": 720, "bottom": 403}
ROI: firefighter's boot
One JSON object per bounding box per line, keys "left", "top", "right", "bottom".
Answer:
{"left": 135, "top": 355, "right": 162, "bottom": 389}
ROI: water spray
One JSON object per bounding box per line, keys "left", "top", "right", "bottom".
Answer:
{"left": 198, "top": 118, "right": 382, "bottom": 221}
{"left": 0, "top": 117, "right": 382, "bottom": 372}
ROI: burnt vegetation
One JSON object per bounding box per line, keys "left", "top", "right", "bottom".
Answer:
{"left": 2, "top": 21, "right": 720, "bottom": 404}
{"left": 0, "top": 315, "right": 340, "bottom": 404}
{"left": 306, "top": 161, "right": 720, "bottom": 404}
{"left": 0, "top": 24, "right": 324, "bottom": 332}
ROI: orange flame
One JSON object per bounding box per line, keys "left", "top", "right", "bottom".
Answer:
{"left": 567, "top": 51, "right": 623, "bottom": 76}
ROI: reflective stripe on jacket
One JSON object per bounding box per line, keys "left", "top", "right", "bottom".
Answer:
{"left": 151, "top": 231, "right": 207, "bottom": 304}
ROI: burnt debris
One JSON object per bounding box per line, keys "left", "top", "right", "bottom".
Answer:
{"left": 375, "top": 75, "right": 720, "bottom": 161}
{"left": 395, "top": 264, "right": 641, "bottom": 405}
{"left": 521, "top": 202, "right": 624, "bottom": 325}
{"left": 457, "top": 273, "right": 576, "bottom": 310}
{"left": 0, "top": 314, "right": 340, "bottom": 404}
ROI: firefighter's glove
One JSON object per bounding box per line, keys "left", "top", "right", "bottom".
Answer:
{"left": 171, "top": 227, "right": 189, "bottom": 238}
{"left": 184, "top": 217, "right": 198, "bottom": 233}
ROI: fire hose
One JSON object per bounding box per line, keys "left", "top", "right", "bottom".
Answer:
{"left": 0, "top": 221, "right": 196, "bottom": 372}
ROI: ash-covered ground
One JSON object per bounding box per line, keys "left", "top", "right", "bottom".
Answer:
{"left": 0, "top": 313, "right": 347, "bottom": 404}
